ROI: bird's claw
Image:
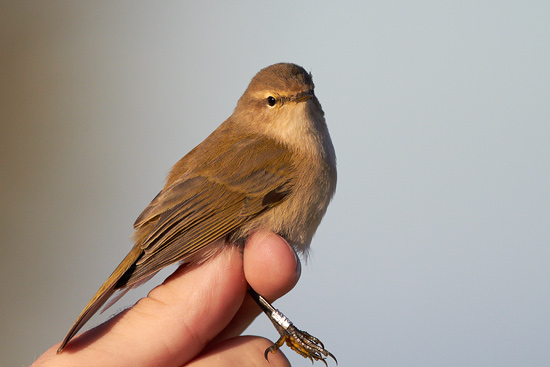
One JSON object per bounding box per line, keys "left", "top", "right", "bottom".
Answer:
{"left": 264, "top": 324, "right": 337, "bottom": 365}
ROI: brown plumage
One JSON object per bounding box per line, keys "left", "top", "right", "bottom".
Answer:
{"left": 57, "top": 63, "right": 337, "bottom": 362}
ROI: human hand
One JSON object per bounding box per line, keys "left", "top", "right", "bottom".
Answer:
{"left": 32, "top": 231, "right": 300, "bottom": 367}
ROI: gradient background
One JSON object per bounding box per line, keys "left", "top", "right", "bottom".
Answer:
{"left": 2, "top": 2, "right": 549, "bottom": 366}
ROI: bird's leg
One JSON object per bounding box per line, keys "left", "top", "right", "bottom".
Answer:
{"left": 247, "top": 287, "right": 337, "bottom": 365}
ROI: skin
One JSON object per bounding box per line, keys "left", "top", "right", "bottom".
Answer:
{"left": 32, "top": 231, "right": 298, "bottom": 367}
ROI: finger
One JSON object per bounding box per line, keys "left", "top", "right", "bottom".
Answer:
{"left": 39, "top": 244, "right": 246, "bottom": 367}
{"left": 211, "top": 231, "right": 300, "bottom": 342}
{"left": 244, "top": 230, "right": 301, "bottom": 300}
{"left": 187, "top": 336, "right": 290, "bottom": 367}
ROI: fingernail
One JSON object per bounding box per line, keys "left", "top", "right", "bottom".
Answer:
{"left": 284, "top": 240, "right": 302, "bottom": 277}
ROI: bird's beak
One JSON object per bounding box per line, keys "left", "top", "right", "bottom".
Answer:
{"left": 292, "top": 91, "right": 313, "bottom": 103}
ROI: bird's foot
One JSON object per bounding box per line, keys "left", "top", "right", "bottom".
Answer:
{"left": 264, "top": 323, "right": 337, "bottom": 366}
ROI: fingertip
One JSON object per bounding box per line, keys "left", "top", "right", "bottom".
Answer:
{"left": 188, "top": 336, "right": 290, "bottom": 367}
{"left": 243, "top": 231, "right": 300, "bottom": 300}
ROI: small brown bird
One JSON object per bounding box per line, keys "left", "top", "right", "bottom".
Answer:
{"left": 57, "top": 63, "right": 337, "bottom": 363}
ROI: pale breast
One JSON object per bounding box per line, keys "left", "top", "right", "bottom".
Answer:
{"left": 240, "top": 139, "right": 336, "bottom": 253}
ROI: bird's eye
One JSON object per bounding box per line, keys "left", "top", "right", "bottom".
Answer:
{"left": 267, "top": 96, "right": 276, "bottom": 107}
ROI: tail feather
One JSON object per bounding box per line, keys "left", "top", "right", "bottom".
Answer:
{"left": 57, "top": 246, "right": 143, "bottom": 353}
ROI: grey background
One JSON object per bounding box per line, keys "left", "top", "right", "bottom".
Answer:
{"left": 1, "top": 2, "right": 549, "bottom": 366}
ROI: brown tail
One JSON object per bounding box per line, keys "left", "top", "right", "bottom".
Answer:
{"left": 57, "top": 246, "right": 143, "bottom": 353}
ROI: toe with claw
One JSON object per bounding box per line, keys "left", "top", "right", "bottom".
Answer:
{"left": 264, "top": 324, "right": 337, "bottom": 365}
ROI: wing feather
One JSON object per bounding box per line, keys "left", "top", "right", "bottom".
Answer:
{"left": 119, "top": 135, "right": 295, "bottom": 287}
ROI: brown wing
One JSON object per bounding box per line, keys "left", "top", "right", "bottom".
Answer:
{"left": 117, "top": 135, "right": 295, "bottom": 288}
